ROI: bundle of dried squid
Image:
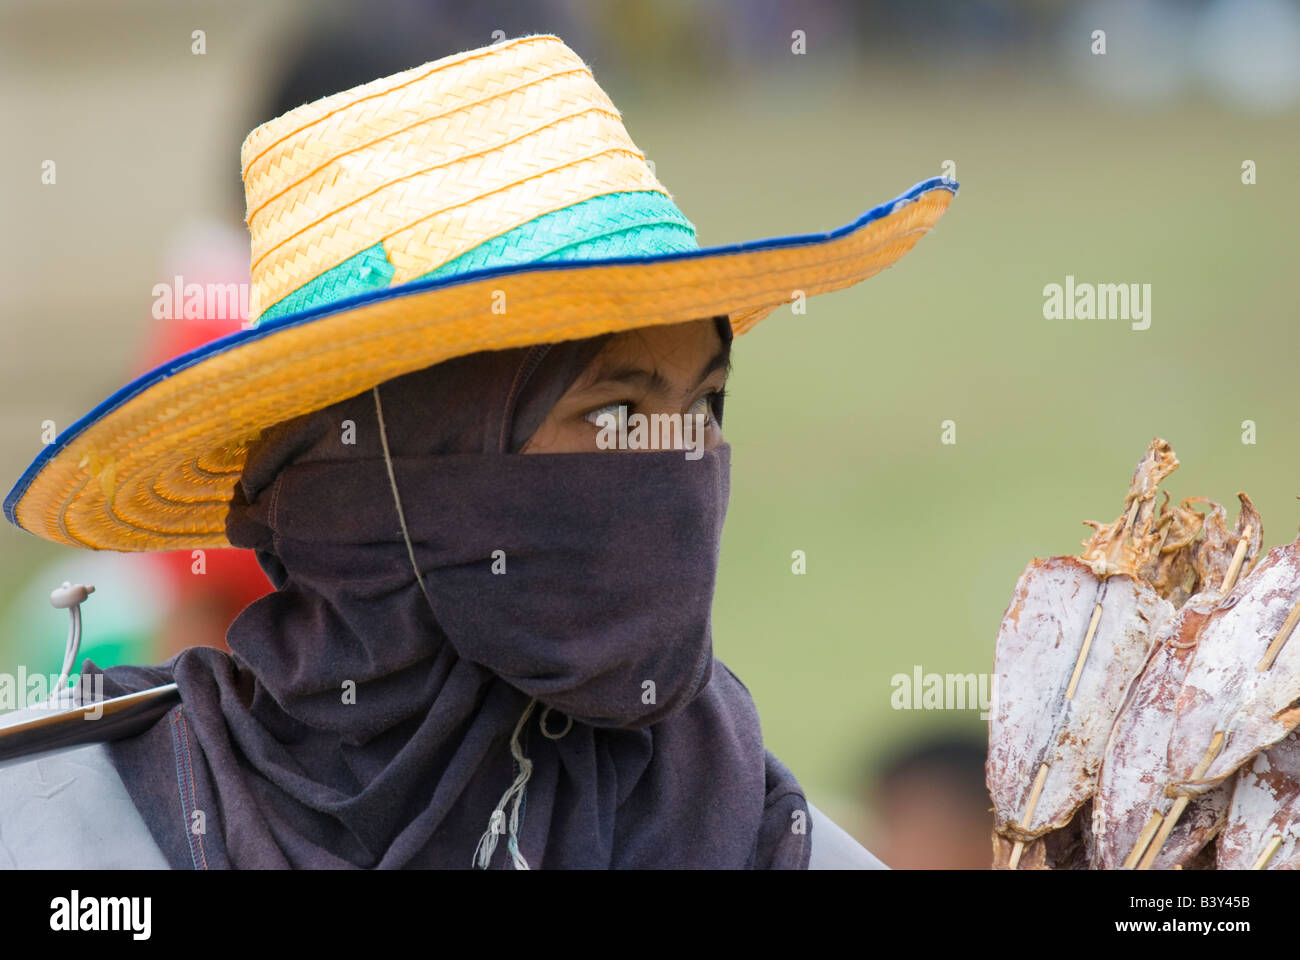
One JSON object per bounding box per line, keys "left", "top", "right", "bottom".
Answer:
{"left": 987, "top": 438, "right": 1300, "bottom": 870}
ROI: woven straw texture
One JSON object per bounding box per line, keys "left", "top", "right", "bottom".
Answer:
{"left": 5, "top": 33, "right": 957, "bottom": 552}
{"left": 244, "top": 34, "right": 665, "bottom": 320}
{"left": 257, "top": 190, "right": 701, "bottom": 323}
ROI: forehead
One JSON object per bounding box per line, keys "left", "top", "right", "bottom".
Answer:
{"left": 588, "top": 318, "right": 724, "bottom": 374}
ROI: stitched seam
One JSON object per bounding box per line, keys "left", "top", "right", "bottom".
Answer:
{"left": 268, "top": 472, "right": 285, "bottom": 560}
{"left": 179, "top": 711, "right": 211, "bottom": 870}
{"left": 499, "top": 343, "right": 552, "bottom": 452}
{"left": 168, "top": 710, "right": 202, "bottom": 870}
{"left": 173, "top": 708, "right": 211, "bottom": 870}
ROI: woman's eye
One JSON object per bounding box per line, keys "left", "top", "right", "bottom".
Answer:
{"left": 691, "top": 390, "right": 724, "bottom": 427}
{"left": 583, "top": 402, "right": 629, "bottom": 428}
{"left": 584, "top": 393, "right": 724, "bottom": 429}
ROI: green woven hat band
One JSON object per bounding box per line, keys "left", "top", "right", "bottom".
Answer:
{"left": 255, "top": 190, "right": 699, "bottom": 325}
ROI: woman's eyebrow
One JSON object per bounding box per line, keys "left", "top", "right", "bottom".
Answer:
{"left": 588, "top": 345, "right": 732, "bottom": 395}
{"left": 699, "top": 344, "right": 733, "bottom": 383}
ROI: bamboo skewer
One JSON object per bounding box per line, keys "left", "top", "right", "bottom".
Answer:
{"left": 1263, "top": 494, "right": 1300, "bottom": 674}
{"left": 1121, "top": 524, "right": 1253, "bottom": 870}
{"left": 1008, "top": 762, "right": 1051, "bottom": 869}
{"left": 1007, "top": 493, "right": 1149, "bottom": 869}
{"left": 1256, "top": 596, "right": 1300, "bottom": 672}
{"left": 1065, "top": 603, "right": 1104, "bottom": 701}
{"left": 1137, "top": 731, "right": 1225, "bottom": 870}
{"left": 1123, "top": 496, "right": 1142, "bottom": 534}
{"left": 1122, "top": 810, "right": 1166, "bottom": 869}
{"left": 1003, "top": 463, "right": 1237, "bottom": 868}
{"left": 1240, "top": 499, "right": 1300, "bottom": 867}
{"left": 1221, "top": 524, "right": 1253, "bottom": 600}
{"left": 1250, "top": 834, "right": 1284, "bottom": 870}
{"left": 1008, "top": 596, "right": 1106, "bottom": 870}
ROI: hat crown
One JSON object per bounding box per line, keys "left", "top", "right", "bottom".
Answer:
{"left": 239, "top": 34, "right": 694, "bottom": 323}
{"left": 3, "top": 27, "right": 957, "bottom": 552}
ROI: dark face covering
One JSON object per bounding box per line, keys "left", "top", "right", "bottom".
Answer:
{"left": 97, "top": 317, "right": 811, "bottom": 869}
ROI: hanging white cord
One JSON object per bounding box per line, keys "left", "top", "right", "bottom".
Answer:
{"left": 471, "top": 697, "right": 537, "bottom": 870}
{"left": 371, "top": 384, "right": 546, "bottom": 870}
{"left": 50, "top": 581, "right": 95, "bottom": 704}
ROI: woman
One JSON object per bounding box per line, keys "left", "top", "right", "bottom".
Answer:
{"left": 1, "top": 33, "right": 955, "bottom": 868}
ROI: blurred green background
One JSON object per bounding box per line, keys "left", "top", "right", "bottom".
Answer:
{"left": 2, "top": 0, "right": 1297, "bottom": 866}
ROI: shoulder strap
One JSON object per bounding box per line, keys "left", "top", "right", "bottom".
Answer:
{"left": 0, "top": 684, "right": 180, "bottom": 765}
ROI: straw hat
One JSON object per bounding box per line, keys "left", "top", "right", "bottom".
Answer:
{"left": 5, "top": 33, "right": 957, "bottom": 553}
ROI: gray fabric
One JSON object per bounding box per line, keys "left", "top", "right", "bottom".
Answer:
{"left": 0, "top": 709, "right": 168, "bottom": 869}
{"left": 0, "top": 698, "right": 880, "bottom": 870}
{"left": 807, "top": 800, "right": 890, "bottom": 870}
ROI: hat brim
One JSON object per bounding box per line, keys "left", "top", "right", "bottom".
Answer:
{"left": 5, "top": 177, "right": 956, "bottom": 551}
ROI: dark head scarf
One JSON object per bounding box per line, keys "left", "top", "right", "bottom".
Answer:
{"left": 98, "top": 317, "right": 811, "bottom": 868}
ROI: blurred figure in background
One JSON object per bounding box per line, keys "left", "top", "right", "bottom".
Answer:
{"left": 861, "top": 734, "right": 993, "bottom": 869}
